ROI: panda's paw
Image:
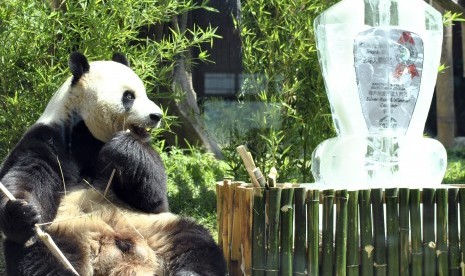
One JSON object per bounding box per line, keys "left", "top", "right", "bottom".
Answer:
{"left": 0, "top": 199, "right": 40, "bottom": 244}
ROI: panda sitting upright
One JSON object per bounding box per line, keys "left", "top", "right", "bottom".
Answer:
{"left": 0, "top": 52, "right": 226, "bottom": 276}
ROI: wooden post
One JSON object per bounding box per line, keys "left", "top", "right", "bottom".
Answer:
{"left": 335, "top": 190, "right": 348, "bottom": 276}
{"left": 359, "top": 189, "right": 374, "bottom": 276}
{"left": 410, "top": 189, "right": 423, "bottom": 276}
{"left": 372, "top": 188, "right": 387, "bottom": 275}
{"left": 385, "top": 188, "right": 399, "bottom": 276}
{"left": 398, "top": 188, "right": 409, "bottom": 276}
{"left": 322, "top": 190, "right": 335, "bottom": 276}
{"left": 294, "top": 187, "right": 307, "bottom": 276}
{"left": 423, "top": 189, "right": 436, "bottom": 276}
{"left": 347, "top": 190, "right": 359, "bottom": 276}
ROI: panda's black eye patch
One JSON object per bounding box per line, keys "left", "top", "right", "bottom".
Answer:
{"left": 122, "top": 90, "right": 135, "bottom": 111}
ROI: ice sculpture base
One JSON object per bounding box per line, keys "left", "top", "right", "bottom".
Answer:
{"left": 311, "top": 136, "right": 447, "bottom": 188}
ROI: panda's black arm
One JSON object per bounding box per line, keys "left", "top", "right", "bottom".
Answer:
{"left": 0, "top": 124, "right": 77, "bottom": 244}
{"left": 97, "top": 131, "right": 169, "bottom": 213}
{"left": 4, "top": 237, "right": 84, "bottom": 276}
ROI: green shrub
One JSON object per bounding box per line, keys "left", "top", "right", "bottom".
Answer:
{"left": 444, "top": 148, "right": 465, "bottom": 184}
{"left": 158, "top": 144, "right": 230, "bottom": 235}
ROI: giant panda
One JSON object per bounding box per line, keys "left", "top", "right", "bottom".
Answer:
{"left": 0, "top": 52, "right": 226, "bottom": 276}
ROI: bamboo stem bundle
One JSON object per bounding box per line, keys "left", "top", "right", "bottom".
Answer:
{"left": 252, "top": 187, "right": 266, "bottom": 276}
{"left": 307, "top": 190, "right": 320, "bottom": 276}
{"left": 410, "top": 189, "right": 423, "bottom": 276}
{"left": 398, "top": 188, "right": 409, "bottom": 276}
{"left": 448, "top": 188, "right": 460, "bottom": 276}
{"left": 335, "top": 190, "right": 348, "bottom": 276}
{"left": 372, "top": 188, "right": 387, "bottom": 276}
{"left": 359, "top": 189, "right": 374, "bottom": 276}
{"left": 265, "top": 188, "right": 281, "bottom": 276}
{"left": 385, "top": 188, "right": 399, "bottom": 276}
{"left": 280, "top": 188, "right": 295, "bottom": 276}
{"left": 423, "top": 188, "right": 436, "bottom": 276}
{"left": 436, "top": 189, "right": 448, "bottom": 275}
{"left": 322, "top": 189, "right": 335, "bottom": 276}
{"left": 293, "top": 187, "right": 307, "bottom": 276}
{"left": 347, "top": 190, "right": 359, "bottom": 276}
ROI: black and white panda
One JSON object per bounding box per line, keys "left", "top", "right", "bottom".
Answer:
{"left": 0, "top": 52, "right": 226, "bottom": 276}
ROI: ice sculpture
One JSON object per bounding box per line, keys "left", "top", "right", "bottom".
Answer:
{"left": 312, "top": 0, "right": 447, "bottom": 187}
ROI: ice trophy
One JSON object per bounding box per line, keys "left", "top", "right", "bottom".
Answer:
{"left": 311, "top": 0, "right": 447, "bottom": 187}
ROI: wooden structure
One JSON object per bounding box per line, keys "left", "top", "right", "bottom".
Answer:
{"left": 217, "top": 179, "right": 465, "bottom": 276}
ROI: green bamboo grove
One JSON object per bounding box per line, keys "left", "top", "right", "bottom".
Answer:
{"left": 218, "top": 180, "right": 465, "bottom": 276}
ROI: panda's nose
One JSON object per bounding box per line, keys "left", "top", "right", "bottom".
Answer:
{"left": 149, "top": 113, "right": 162, "bottom": 123}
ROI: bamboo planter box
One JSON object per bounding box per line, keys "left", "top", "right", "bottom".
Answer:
{"left": 216, "top": 179, "right": 465, "bottom": 276}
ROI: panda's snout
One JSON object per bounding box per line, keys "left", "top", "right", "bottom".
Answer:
{"left": 149, "top": 113, "right": 162, "bottom": 124}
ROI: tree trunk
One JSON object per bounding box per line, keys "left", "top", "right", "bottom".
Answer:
{"left": 167, "top": 14, "right": 223, "bottom": 158}
{"left": 436, "top": 6, "right": 456, "bottom": 148}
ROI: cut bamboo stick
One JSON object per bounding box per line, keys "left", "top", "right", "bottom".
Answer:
{"left": 423, "top": 188, "right": 436, "bottom": 276}
{"left": 436, "top": 189, "right": 448, "bottom": 275}
{"left": 347, "top": 190, "right": 359, "bottom": 276}
{"left": 322, "top": 189, "right": 335, "bottom": 276}
{"left": 252, "top": 187, "right": 266, "bottom": 276}
{"left": 265, "top": 187, "right": 281, "bottom": 276}
{"left": 267, "top": 167, "right": 277, "bottom": 188}
{"left": 293, "top": 187, "right": 307, "bottom": 276}
{"left": 385, "top": 188, "right": 399, "bottom": 276}
{"left": 307, "top": 189, "right": 320, "bottom": 276}
{"left": 371, "top": 188, "right": 387, "bottom": 276}
{"left": 398, "top": 188, "right": 409, "bottom": 276}
{"left": 280, "top": 188, "right": 295, "bottom": 276}
{"left": 409, "top": 189, "right": 422, "bottom": 276}
{"left": 335, "top": 190, "right": 348, "bottom": 276}
{"left": 448, "top": 188, "right": 460, "bottom": 276}
{"left": 359, "top": 189, "right": 374, "bottom": 276}
{"left": 236, "top": 145, "right": 260, "bottom": 187}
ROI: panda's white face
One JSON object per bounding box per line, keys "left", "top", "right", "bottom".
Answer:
{"left": 78, "top": 61, "right": 162, "bottom": 142}
{"left": 38, "top": 55, "right": 162, "bottom": 143}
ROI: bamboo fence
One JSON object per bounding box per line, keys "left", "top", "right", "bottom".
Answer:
{"left": 217, "top": 180, "right": 465, "bottom": 276}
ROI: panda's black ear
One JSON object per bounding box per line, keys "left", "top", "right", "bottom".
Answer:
{"left": 112, "top": 53, "right": 130, "bottom": 67}
{"left": 69, "top": 52, "right": 90, "bottom": 86}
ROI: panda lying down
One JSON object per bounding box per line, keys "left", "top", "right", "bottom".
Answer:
{"left": 0, "top": 52, "right": 226, "bottom": 275}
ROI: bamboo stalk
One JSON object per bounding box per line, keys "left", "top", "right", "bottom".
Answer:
{"left": 459, "top": 189, "right": 465, "bottom": 276}
{"left": 216, "top": 182, "right": 224, "bottom": 248}
{"left": 293, "top": 187, "right": 307, "bottom": 276}
{"left": 423, "top": 188, "right": 436, "bottom": 276}
{"left": 436, "top": 189, "right": 448, "bottom": 276}
{"left": 347, "top": 190, "right": 359, "bottom": 276}
{"left": 398, "top": 188, "right": 409, "bottom": 276}
{"left": 335, "top": 190, "right": 348, "bottom": 276}
{"left": 307, "top": 189, "right": 320, "bottom": 276}
{"left": 242, "top": 187, "right": 254, "bottom": 276}
{"left": 222, "top": 179, "right": 231, "bottom": 268}
{"left": 385, "top": 188, "right": 399, "bottom": 276}
{"left": 410, "top": 189, "right": 422, "bottom": 276}
{"left": 231, "top": 183, "right": 243, "bottom": 264}
{"left": 265, "top": 187, "right": 281, "bottom": 276}
{"left": 280, "top": 188, "right": 295, "bottom": 276}
{"left": 372, "top": 188, "right": 387, "bottom": 276}
{"left": 252, "top": 187, "right": 266, "bottom": 276}
{"left": 322, "top": 189, "right": 335, "bottom": 276}
{"left": 359, "top": 189, "right": 374, "bottom": 276}
{"left": 0, "top": 181, "right": 79, "bottom": 275}
{"left": 448, "top": 188, "right": 460, "bottom": 276}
